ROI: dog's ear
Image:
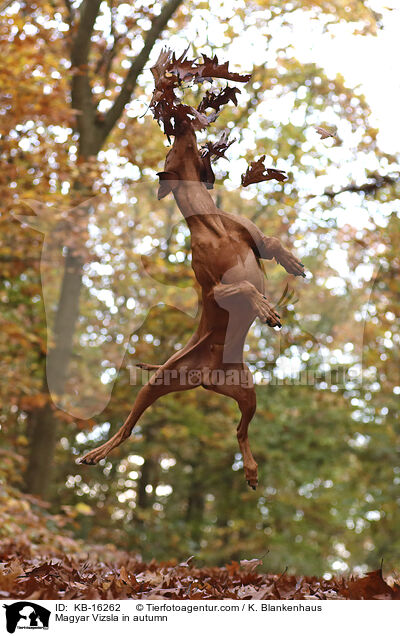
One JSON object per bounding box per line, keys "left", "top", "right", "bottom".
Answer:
{"left": 157, "top": 171, "right": 179, "bottom": 199}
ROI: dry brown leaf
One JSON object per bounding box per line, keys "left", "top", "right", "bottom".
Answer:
{"left": 316, "top": 126, "right": 336, "bottom": 139}
{"left": 239, "top": 558, "right": 263, "bottom": 572}
{"left": 241, "top": 156, "right": 287, "bottom": 186}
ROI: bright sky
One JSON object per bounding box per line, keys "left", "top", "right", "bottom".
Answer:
{"left": 160, "top": 1, "right": 400, "bottom": 319}
{"left": 291, "top": 0, "right": 400, "bottom": 155}
{"left": 98, "top": 0, "right": 400, "bottom": 255}
{"left": 160, "top": 1, "right": 400, "bottom": 198}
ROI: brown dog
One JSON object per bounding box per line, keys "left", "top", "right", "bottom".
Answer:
{"left": 78, "top": 50, "right": 305, "bottom": 488}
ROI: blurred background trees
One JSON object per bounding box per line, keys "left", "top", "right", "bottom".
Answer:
{"left": 0, "top": 0, "right": 399, "bottom": 577}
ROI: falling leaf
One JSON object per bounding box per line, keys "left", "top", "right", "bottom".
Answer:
{"left": 316, "top": 126, "right": 336, "bottom": 139}
{"left": 241, "top": 156, "right": 287, "bottom": 186}
{"left": 150, "top": 48, "right": 250, "bottom": 135}
{"left": 198, "top": 87, "right": 241, "bottom": 113}
{"left": 201, "top": 129, "right": 235, "bottom": 161}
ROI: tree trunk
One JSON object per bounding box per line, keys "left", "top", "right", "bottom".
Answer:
{"left": 24, "top": 250, "right": 84, "bottom": 494}
{"left": 24, "top": 402, "right": 58, "bottom": 496}
{"left": 186, "top": 486, "right": 205, "bottom": 545}
{"left": 186, "top": 459, "right": 205, "bottom": 546}
{"left": 24, "top": 0, "right": 183, "bottom": 497}
{"left": 137, "top": 459, "right": 153, "bottom": 509}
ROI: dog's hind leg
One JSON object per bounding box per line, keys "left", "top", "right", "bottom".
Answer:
{"left": 78, "top": 332, "right": 213, "bottom": 465}
{"left": 203, "top": 364, "right": 258, "bottom": 488}
{"left": 134, "top": 329, "right": 204, "bottom": 373}
{"left": 77, "top": 371, "right": 192, "bottom": 465}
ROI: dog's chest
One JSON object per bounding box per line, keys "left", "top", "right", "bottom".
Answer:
{"left": 191, "top": 232, "right": 253, "bottom": 285}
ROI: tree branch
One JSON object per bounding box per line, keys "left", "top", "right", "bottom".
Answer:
{"left": 70, "top": 0, "right": 102, "bottom": 153}
{"left": 94, "top": 2, "right": 123, "bottom": 92}
{"left": 63, "top": 0, "right": 73, "bottom": 28}
{"left": 323, "top": 174, "right": 399, "bottom": 199}
{"left": 103, "top": 35, "right": 123, "bottom": 91}
{"left": 102, "top": 0, "right": 183, "bottom": 140}
{"left": 0, "top": 0, "right": 16, "bottom": 12}
{"left": 0, "top": 256, "right": 40, "bottom": 262}
{"left": 71, "top": 0, "right": 102, "bottom": 68}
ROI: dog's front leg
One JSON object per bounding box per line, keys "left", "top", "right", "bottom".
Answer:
{"left": 213, "top": 280, "right": 281, "bottom": 327}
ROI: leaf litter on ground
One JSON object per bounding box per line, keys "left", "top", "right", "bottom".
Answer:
{"left": 0, "top": 540, "right": 399, "bottom": 600}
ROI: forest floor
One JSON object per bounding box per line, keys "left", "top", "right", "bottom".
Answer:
{"left": 1, "top": 544, "right": 399, "bottom": 600}
{"left": 1, "top": 485, "right": 399, "bottom": 600}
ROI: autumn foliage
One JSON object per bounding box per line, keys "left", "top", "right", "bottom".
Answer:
{"left": 1, "top": 0, "right": 400, "bottom": 588}
{"left": 1, "top": 547, "right": 400, "bottom": 600}
{"left": 0, "top": 483, "right": 399, "bottom": 600}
